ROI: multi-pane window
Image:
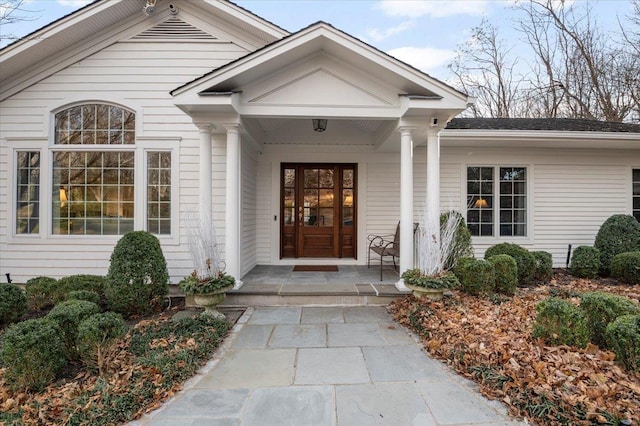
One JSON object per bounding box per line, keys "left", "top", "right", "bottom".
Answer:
{"left": 53, "top": 152, "right": 134, "bottom": 235}
{"left": 466, "top": 167, "right": 494, "bottom": 236}
{"left": 53, "top": 104, "right": 137, "bottom": 235}
{"left": 467, "top": 166, "right": 527, "bottom": 237}
{"left": 147, "top": 152, "right": 171, "bottom": 235}
{"left": 633, "top": 169, "right": 640, "bottom": 222}
{"left": 55, "top": 104, "right": 135, "bottom": 145}
{"left": 16, "top": 151, "right": 40, "bottom": 234}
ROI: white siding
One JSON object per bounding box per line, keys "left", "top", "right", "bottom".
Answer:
{"left": 241, "top": 144, "right": 258, "bottom": 275}
{"left": 0, "top": 36, "right": 249, "bottom": 283}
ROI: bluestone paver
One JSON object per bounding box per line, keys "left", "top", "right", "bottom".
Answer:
{"left": 137, "top": 306, "right": 524, "bottom": 426}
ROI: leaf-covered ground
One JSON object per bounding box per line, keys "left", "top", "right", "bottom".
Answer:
{"left": 390, "top": 274, "right": 640, "bottom": 426}
{"left": 0, "top": 311, "right": 231, "bottom": 425}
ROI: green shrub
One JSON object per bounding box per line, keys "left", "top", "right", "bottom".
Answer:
{"left": 77, "top": 312, "right": 126, "bottom": 376}
{"left": 579, "top": 292, "right": 640, "bottom": 348}
{"left": 453, "top": 257, "right": 475, "bottom": 280}
{"left": 67, "top": 290, "right": 101, "bottom": 305}
{"left": 53, "top": 275, "right": 108, "bottom": 304}
{"left": 441, "top": 211, "right": 474, "bottom": 270}
{"left": 457, "top": 258, "right": 495, "bottom": 296}
{"left": 0, "top": 318, "right": 66, "bottom": 391}
{"left": 594, "top": 214, "right": 640, "bottom": 276}
{"left": 484, "top": 243, "right": 535, "bottom": 286}
{"left": 25, "top": 276, "right": 57, "bottom": 311}
{"left": 610, "top": 251, "right": 640, "bottom": 285}
{"left": 47, "top": 300, "right": 101, "bottom": 359}
{"left": 0, "top": 284, "right": 28, "bottom": 327}
{"left": 605, "top": 314, "right": 640, "bottom": 371}
{"left": 532, "top": 297, "right": 589, "bottom": 348}
{"left": 488, "top": 254, "right": 518, "bottom": 296}
{"left": 105, "top": 231, "right": 169, "bottom": 316}
{"left": 569, "top": 246, "right": 600, "bottom": 279}
{"left": 532, "top": 251, "right": 553, "bottom": 282}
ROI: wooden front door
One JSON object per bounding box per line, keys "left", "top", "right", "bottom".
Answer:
{"left": 281, "top": 163, "right": 356, "bottom": 258}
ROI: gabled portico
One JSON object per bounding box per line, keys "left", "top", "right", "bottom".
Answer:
{"left": 171, "top": 22, "right": 470, "bottom": 289}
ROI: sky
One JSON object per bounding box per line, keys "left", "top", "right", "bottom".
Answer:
{"left": 0, "top": 0, "right": 636, "bottom": 80}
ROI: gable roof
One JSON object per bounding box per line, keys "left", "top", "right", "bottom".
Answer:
{"left": 0, "top": 0, "right": 288, "bottom": 102}
{"left": 447, "top": 118, "right": 640, "bottom": 133}
{"left": 171, "top": 20, "right": 468, "bottom": 102}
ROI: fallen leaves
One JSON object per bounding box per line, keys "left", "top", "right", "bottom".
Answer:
{"left": 390, "top": 276, "right": 640, "bottom": 425}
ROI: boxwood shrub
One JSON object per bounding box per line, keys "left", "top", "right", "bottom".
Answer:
{"left": 457, "top": 258, "right": 495, "bottom": 296}
{"left": 532, "top": 251, "right": 553, "bottom": 282}
{"left": 605, "top": 314, "right": 640, "bottom": 372}
{"left": 610, "top": 251, "right": 640, "bottom": 285}
{"left": 488, "top": 254, "right": 518, "bottom": 296}
{"left": 66, "top": 290, "right": 101, "bottom": 305}
{"left": 569, "top": 246, "right": 600, "bottom": 279}
{"left": 47, "top": 300, "right": 101, "bottom": 359}
{"left": 53, "top": 275, "right": 108, "bottom": 304}
{"left": 533, "top": 297, "right": 589, "bottom": 348}
{"left": 77, "top": 312, "right": 126, "bottom": 376}
{"left": 25, "top": 276, "right": 57, "bottom": 311}
{"left": 0, "top": 284, "right": 28, "bottom": 327}
{"left": 484, "top": 243, "right": 535, "bottom": 286}
{"left": 105, "top": 231, "right": 169, "bottom": 316}
{"left": 594, "top": 214, "right": 640, "bottom": 276}
{"left": 579, "top": 292, "right": 640, "bottom": 348}
{"left": 0, "top": 318, "right": 66, "bottom": 391}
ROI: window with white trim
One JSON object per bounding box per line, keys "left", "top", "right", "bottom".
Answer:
{"left": 633, "top": 169, "right": 640, "bottom": 222}
{"left": 16, "top": 151, "right": 41, "bottom": 234}
{"left": 147, "top": 151, "right": 172, "bottom": 235}
{"left": 466, "top": 166, "right": 527, "bottom": 237}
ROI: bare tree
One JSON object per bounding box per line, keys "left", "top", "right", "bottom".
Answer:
{"left": 0, "top": 0, "right": 39, "bottom": 44}
{"left": 515, "top": 0, "right": 637, "bottom": 122}
{"left": 449, "top": 19, "right": 524, "bottom": 118}
{"left": 620, "top": 0, "right": 640, "bottom": 121}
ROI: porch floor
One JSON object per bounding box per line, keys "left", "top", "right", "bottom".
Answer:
{"left": 223, "top": 265, "right": 406, "bottom": 306}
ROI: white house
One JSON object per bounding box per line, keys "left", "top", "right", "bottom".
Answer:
{"left": 1, "top": 0, "right": 639, "bottom": 287}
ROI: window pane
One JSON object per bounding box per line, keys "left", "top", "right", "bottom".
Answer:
{"left": 466, "top": 166, "right": 494, "bottom": 237}
{"left": 318, "top": 208, "right": 333, "bottom": 226}
{"left": 55, "top": 104, "right": 135, "bottom": 145}
{"left": 634, "top": 169, "right": 640, "bottom": 221}
{"left": 147, "top": 151, "right": 171, "bottom": 235}
{"left": 284, "top": 168, "right": 295, "bottom": 187}
{"left": 16, "top": 151, "right": 40, "bottom": 234}
{"left": 319, "top": 169, "right": 334, "bottom": 188}
{"left": 343, "top": 169, "right": 354, "bottom": 188}
{"left": 319, "top": 189, "right": 333, "bottom": 207}
{"left": 499, "top": 167, "right": 527, "bottom": 236}
{"left": 53, "top": 151, "right": 134, "bottom": 235}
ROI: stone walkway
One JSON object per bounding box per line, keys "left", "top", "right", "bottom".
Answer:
{"left": 133, "top": 306, "right": 525, "bottom": 426}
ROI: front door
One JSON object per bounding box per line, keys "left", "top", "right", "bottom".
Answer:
{"left": 281, "top": 163, "right": 356, "bottom": 258}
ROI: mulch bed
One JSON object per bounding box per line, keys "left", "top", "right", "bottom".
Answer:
{"left": 390, "top": 271, "right": 640, "bottom": 425}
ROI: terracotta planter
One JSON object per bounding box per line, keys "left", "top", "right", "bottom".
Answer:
{"left": 404, "top": 283, "right": 445, "bottom": 301}
{"left": 192, "top": 284, "right": 234, "bottom": 319}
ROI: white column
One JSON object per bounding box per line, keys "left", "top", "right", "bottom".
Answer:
{"left": 425, "top": 128, "right": 441, "bottom": 275}
{"left": 197, "top": 124, "right": 212, "bottom": 225}
{"left": 224, "top": 124, "right": 242, "bottom": 287}
{"left": 396, "top": 127, "right": 414, "bottom": 291}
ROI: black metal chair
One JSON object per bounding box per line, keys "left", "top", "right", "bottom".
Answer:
{"left": 367, "top": 222, "right": 418, "bottom": 280}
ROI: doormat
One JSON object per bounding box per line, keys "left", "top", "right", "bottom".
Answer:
{"left": 293, "top": 265, "right": 339, "bottom": 272}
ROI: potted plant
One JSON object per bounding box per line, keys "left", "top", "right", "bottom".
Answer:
{"left": 179, "top": 263, "right": 235, "bottom": 318}
{"left": 401, "top": 268, "right": 459, "bottom": 301}
{"left": 181, "top": 213, "right": 235, "bottom": 318}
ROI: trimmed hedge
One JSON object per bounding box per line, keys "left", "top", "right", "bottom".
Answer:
{"left": 488, "top": 254, "right": 518, "bottom": 296}
{"left": 484, "top": 243, "right": 535, "bottom": 286}
{"left": 594, "top": 214, "right": 640, "bottom": 276}
{"left": 0, "top": 284, "right": 27, "bottom": 327}
{"left": 569, "top": 246, "right": 600, "bottom": 279}
{"left": 605, "top": 314, "right": 640, "bottom": 371}
{"left": 610, "top": 251, "right": 640, "bottom": 285}
{"left": 66, "top": 290, "right": 101, "bottom": 305}
{"left": 47, "top": 300, "right": 101, "bottom": 359}
{"left": 533, "top": 297, "right": 589, "bottom": 348}
{"left": 105, "top": 231, "right": 169, "bottom": 316}
{"left": 457, "top": 258, "right": 495, "bottom": 296}
{"left": 579, "top": 292, "right": 640, "bottom": 348}
{"left": 77, "top": 312, "right": 126, "bottom": 376}
{"left": 0, "top": 318, "right": 66, "bottom": 391}
{"left": 25, "top": 276, "right": 57, "bottom": 311}
{"left": 532, "top": 251, "right": 553, "bottom": 282}
{"left": 53, "top": 275, "right": 108, "bottom": 304}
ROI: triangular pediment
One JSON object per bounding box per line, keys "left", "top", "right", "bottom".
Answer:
{"left": 248, "top": 68, "right": 392, "bottom": 107}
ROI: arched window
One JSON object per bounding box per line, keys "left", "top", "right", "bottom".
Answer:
{"left": 52, "top": 104, "right": 136, "bottom": 235}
